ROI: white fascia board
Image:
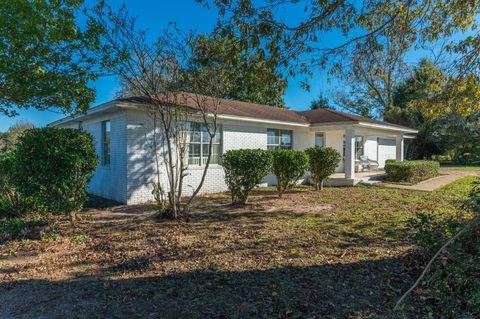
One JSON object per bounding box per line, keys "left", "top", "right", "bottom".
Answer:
{"left": 309, "top": 122, "right": 359, "bottom": 131}
{"left": 216, "top": 114, "right": 310, "bottom": 127}
{"left": 356, "top": 122, "right": 418, "bottom": 134}
{"left": 48, "top": 101, "right": 119, "bottom": 127}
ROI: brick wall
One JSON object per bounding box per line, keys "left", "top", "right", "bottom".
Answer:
{"left": 62, "top": 111, "right": 128, "bottom": 203}
{"left": 124, "top": 111, "right": 311, "bottom": 204}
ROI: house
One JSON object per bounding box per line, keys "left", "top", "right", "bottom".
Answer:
{"left": 49, "top": 93, "right": 418, "bottom": 204}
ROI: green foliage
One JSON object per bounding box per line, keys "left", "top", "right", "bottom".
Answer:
{"left": 0, "top": 0, "right": 104, "bottom": 116}
{"left": 13, "top": 128, "right": 98, "bottom": 217}
{"left": 305, "top": 147, "right": 341, "bottom": 190}
{"left": 190, "top": 24, "right": 287, "bottom": 107}
{"left": 388, "top": 60, "right": 480, "bottom": 161}
{"left": 222, "top": 149, "right": 272, "bottom": 204}
{"left": 269, "top": 149, "right": 309, "bottom": 197}
{"left": 0, "top": 217, "right": 49, "bottom": 242}
{"left": 310, "top": 94, "right": 332, "bottom": 110}
{"left": 0, "top": 121, "right": 34, "bottom": 154}
{"left": 0, "top": 152, "right": 43, "bottom": 218}
{"left": 384, "top": 160, "right": 439, "bottom": 184}
{"left": 405, "top": 178, "right": 480, "bottom": 318}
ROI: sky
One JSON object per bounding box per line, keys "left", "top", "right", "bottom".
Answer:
{"left": 0, "top": 0, "right": 423, "bottom": 131}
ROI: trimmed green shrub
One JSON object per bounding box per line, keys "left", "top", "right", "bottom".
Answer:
{"left": 13, "top": 128, "right": 98, "bottom": 220}
{"left": 384, "top": 160, "right": 439, "bottom": 184}
{"left": 269, "top": 149, "right": 309, "bottom": 197}
{"left": 305, "top": 146, "right": 341, "bottom": 190}
{"left": 222, "top": 149, "right": 272, "bottom": 205}
{"left": 385, "top": 159, "right": 397, "bottom": 165}
{"left": 0, "top": 153, "right": 43, "bottom": 218}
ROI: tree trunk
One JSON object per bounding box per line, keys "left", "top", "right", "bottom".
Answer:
{"left": 320, "top": 180, "right": 324, "bottom": 191}
{"left": 69, "top": 211, "right": 76, "bottom": 225}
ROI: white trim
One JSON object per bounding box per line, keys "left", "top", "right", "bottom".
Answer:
{"left": 311, "top": 121, "right": 418, "bottom": 134}
{"left": 48, "top": 101, "right": 118, "bottom": 127}
{"left": 356, "top": 122, "right": 418, "bottom": 134}
{"left": 48, "top": 100, "right": 417, "bottom": 134}
{"left": 216, "top": 114, "right": 309, "bottom": 127}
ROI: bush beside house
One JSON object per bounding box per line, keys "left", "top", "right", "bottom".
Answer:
{"left": 0, "top": 152, "right": 43, "bottom": 218}
{"left": 305, "top": 146, "right": 342, "bottom": 190}
{"left": 269, "top": 149, "right": 309, "bottom": 197}
{"left": 13, "top": 128, "right": 98, "bottom": 221}
{"left": 222, "top": 149, "right": 272, "bottom": 205}
{"left": 385, "top": 160, "right": 439, "bottom": 184}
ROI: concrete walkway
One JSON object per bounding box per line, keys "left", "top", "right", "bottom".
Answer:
{"left": 380, "top": 169, "right": 479, "bottom": 191}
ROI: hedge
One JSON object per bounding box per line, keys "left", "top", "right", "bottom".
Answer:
{"left": 222, "top": 149, "right": 272, "bottom": 205}
{"left": 0, "top": 153, "right": 43, "bottom": 218}
{"left": 269, "top": 149, "right": 309, "bottom": 197}
{"left": 13, "top": 128, "right": 98, "bottom": 220}
{"left": 384, "top": 160, "right": 440, "bottom": 184}
{"left": 305, "top": 146, "right": 342, "bottom": 190}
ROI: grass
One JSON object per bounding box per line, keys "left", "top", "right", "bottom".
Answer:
{"left": 441, "top": 164, "right": 480, "bottom": 171}
{"left": 0, "top": 176, "right": 477, "bottom": 319}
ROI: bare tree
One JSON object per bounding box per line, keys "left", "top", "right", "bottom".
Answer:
{"left": 91, "top": 4, "right": 231, "bottom": 218}
{"left": 332, "top": 32, "right": 411, "bottom": 118}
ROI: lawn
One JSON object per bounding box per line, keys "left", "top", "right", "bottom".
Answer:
{"left": 0, "top": 177, "right": 477, "bottom": 319}
{"left": 441, "top": 164, "right": 480, "bottom": 171}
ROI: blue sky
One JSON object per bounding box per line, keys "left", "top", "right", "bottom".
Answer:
{"left": 0, "top": 0, "right": 429, "bottom": 131}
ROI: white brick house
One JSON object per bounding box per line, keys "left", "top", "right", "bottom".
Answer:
{"left": 49, "top": 94, "right": 417, "bottom": 204}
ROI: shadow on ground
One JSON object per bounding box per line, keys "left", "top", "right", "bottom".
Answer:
{"left": 0, "top": 256, "right": 414, "bottom": 319}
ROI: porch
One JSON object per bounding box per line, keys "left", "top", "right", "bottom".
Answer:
{"left": 326, "top": 170, "right": 385, "bottom": 186}
{"left": 311, "top": 122, "right": 417, "bottom": 185}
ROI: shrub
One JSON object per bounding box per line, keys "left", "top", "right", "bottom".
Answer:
{"left": 0, "top": 217, "right": 50, "bottom": 242}
{"left": 0, "top": 153, "right": 43, "bottom": 218}
{"left": 222, "top": 149, "right": 272, "bottom": 205}
{"left": 269, "top": 149, "right": 309, "bottom": 197}
{"left": 404, "top": 178, "right": 480, "bottom": 317}
{"left": 305, "top": 146, "right": 341, "bottom": 190}
{"left": 13, "top": 128, "right": 98, "bottom": 220}
{"left": 385, "top": 159, "right": 397, "bottom": 165}
{"left": 384, "top": 160, "right": 439, "bottom": 184}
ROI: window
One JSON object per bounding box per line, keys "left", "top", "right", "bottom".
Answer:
{"left": 101, "top": 120, "right": 111, "bottom": 166}
{"left": 267, "top": 129, "right": 292, "bottom": 149}
{"left": 185, "top": 122, "right": 222, "bottom": 165}
{"left": 315, "top": 133, "right": 325, "bottom": 147}
{"left": 342, "top": 135, "right": 364, "bottom": 159}
{"left": 355, "top": 136, "right": 364, "bottom": 159}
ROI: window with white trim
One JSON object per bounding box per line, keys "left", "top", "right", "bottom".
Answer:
{"left": 315, "top": 132, "right": 325, "bottom": 147}
{"left": 101, "top": 120, "right": 111, "bottom": 166}
{"left": 185, "top": 122, "right": 222, "bottom": 165}
{"left": 267, "top": 129, "right": 293, "bottom": 149}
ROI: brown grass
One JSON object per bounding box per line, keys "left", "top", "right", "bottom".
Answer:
{"left": 0, "top": 177, "right": 476, "bottom": 319}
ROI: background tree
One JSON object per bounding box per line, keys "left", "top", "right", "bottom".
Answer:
{"left": 0, "top": 0, "right": 104, "bottom": 117}
{"left": 190, "top": 24, "right": 287, "bottom": 107}
{"left": 208, "top": 0, "right": 480, "bottom": 76}
{"left": 387, "top": 59, "right": 480, "bottom": 162}
{"left": 310, "top": 94, "right": 331, "bottom": 110}
{"left": 0, "top": 121, "right": 35, "bottom": 154}
{"left": 386, "top": 59, "right": 445, "bottom": 159}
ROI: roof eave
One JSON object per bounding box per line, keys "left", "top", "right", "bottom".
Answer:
{"left": 356, "top": 121, "right": 418, "bottom": 134}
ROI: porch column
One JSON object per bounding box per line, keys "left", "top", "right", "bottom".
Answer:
{"left": 345, "top": 128, "right": 355, "bottom": 180}
{"left": 396, "top": 135, "right": 404, "bottom": 161}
